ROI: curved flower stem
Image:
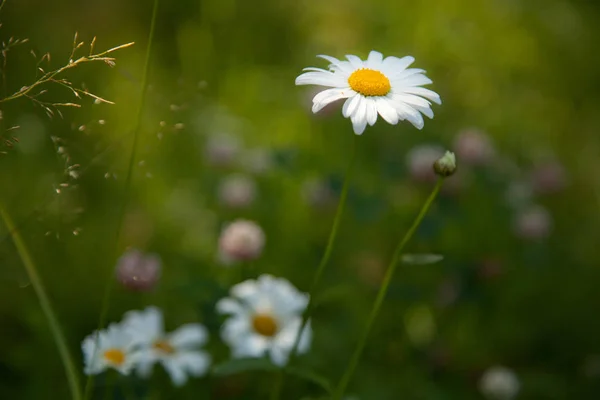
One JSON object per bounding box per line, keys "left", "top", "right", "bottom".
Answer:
{"left": 271, "top": 133, "right": 359, "bottom": 400}
{"left": 0, "top": 203, "right": 82, "bottom": 400}
{"left": 82, "top": 1, "right": 160, "bottom": 399}
{"left": 332, "top": 178, "right": 444, "bottom": 400}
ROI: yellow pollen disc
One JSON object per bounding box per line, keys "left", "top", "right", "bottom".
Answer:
{"left": 252, "top": 313, "right": 278, "bottom": 337}
{"left": 348, "top": 68, "right": 391, "bottom": 97}
{"left": 103, "top": 348, "right": 126, "bottom": 366}
{"left": 153, "top": 340, "right": 175, "bottom": 354}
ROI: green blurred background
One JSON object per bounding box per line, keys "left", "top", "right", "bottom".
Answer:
{"left": 2, "top": 0, "right": 600, "bottom": 398}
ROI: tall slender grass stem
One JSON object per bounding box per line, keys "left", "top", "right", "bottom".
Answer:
{"left": 83, "top": 1, "right": 160, "bottom": 399}
{"left": 271, "top": 133, "right": 359, "bottom": 400}
{"left": 333, "top": 177, "right": 444, "bottom": 400}
{"left": 0, "top": 203, "right": 82, "bottom": 400}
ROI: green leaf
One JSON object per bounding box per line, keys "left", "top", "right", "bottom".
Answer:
{"left": 211, "top": 358, "right": 278, "bottom": 376}
{"left": 286, "top": 366, "right": 333, "bottom": 394}
{"left": 401, "top": 253, "right": 444, "bottom": 265}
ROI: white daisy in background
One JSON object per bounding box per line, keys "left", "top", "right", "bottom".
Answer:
{"left": 479, "top": 365, "right": 520, "bottom": 400}
{"left": 295, "top": 50, "right": 441, "bottom": 134}
{"left": 82, "top": 323, "right": 141, "bottom": 375}
{"left": 216, "top": 274, "right": 312, "bottom": 366}
{"left": 123, "top": 306, "right": 211, "bottom": 386}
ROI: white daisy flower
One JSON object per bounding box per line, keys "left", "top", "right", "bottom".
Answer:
{"left": 82, "top": 323, "right": 140, "bottom": 375}
{"left": 295, "top": 50, "right": 441, "bottom": 134}
{"left": 216, "top": 274, "right": 312, "bottom": 366}
{"left": 122, "top": 306, "right": 211, "bottom": 386}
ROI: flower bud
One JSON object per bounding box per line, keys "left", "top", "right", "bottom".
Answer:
{"left": 219, "top": 219, "right": 265, "bottom": 263}
{"left": 115, "top": 249, "right": 161, "bottom": 291}
{"left": 218, "top": 174, "right": 257, "bottom": 209}
{"left": 433, "top": 151, "right": 457, "bottom": 177}
{"left": 479, "top": 366, "right": 520, "bottom": 400}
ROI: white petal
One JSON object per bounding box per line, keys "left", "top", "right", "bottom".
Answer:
{"left": 365, "top": 99, "right": 378, "bottom": 126}
{"left": 394, "top": 102, "right": 424, "bottom": 129}
{"left": 122, "top": 306, "right": 164, "bottom": 344}
{"left": 268, "top": 345, "right": 289, "bottom": 367}
{"left": 382, "top": 55, "right": 414, "bottom": 71}
{"left": 345, "top": 54, "right": 364, "bottom": 69}
{"left": 163, "top": 351, "right": 211, "bottom": 386}
{"left": 393, "top": 93, "right": 431, "bottom": 109}
{"left": 396, "top": 74, "right": 433, "bottom": 87}
{"left": 351, "top": 96, "right": 367, "bottom": 125}
{"left": 317, "top": 55, "right": 354, "bottom": 75}
{"left": 135, "top": 351, "right": 159, "bottom": 378}
{"left": 366, "top": 51, "right": 384, "bottom": 69}
{"left": 169, "top": 324, "right": 208, "bottom": 347}
{"left": 352, "top": 118, "right": 368, "bottom": 135}
{"left": 311, "top": 88, "right": 353, "bottom": 113}
{"left": 375, "top": 97, "right": 399, "bottom": 124}
{"left": 162, "top": 359, "right": 188, "bottom": 386}
{"left": 413, "top": 104, "right": 434, "bottom": 119}
{"left": 221, "top": 315, "right": 251, "bottom": 343}
{"left": 295, "top": 71, "right": 346, "bottom": 87}
{"left": 401, "top": 87, "right": 442, "bottom": 104}
{"left": 231, "top": 278, "right": 260, "bottom": 300}
{"left": 216, "top": 298, "right": 244, "bottom": 316}
{"left": 232, "top": 335, "right": 270, "bottom": 359}
{"left": 177, "top": 351, "right": 211, "bottom": 376}
{"left": 343, "top": 94, "right": 361, "bottom": 118}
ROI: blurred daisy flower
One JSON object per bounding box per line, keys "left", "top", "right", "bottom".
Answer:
{"left": 216, "top": 274, "right": 312, "bottom": 366}
{"left": 123, "top": 306, "right": 211, "bottom": 386}
{"left": 295, "top": 51, "right": 441, "bottom": 134}
{"left": 82, "top": 323, "right": 140, "bottom": 375}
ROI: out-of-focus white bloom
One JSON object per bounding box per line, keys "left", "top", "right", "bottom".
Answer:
{"left": 295, "top": 51, "right": 441, "bottom": 134}
{"left": 406, "top": 145, "right": 445, "bottom": 183}
{"left": 453, "top": 129, "right": 495, "bottom": 166}
{"left": 115, "top": 249, "right": 161, "bottom": 292}
{"left": 219, "top": 219, "right": 265, "bottom": 263}
{"left": 529, "top": 160, "right": 567, "bottom": 195}
{"left": 479, "top": 366, "right": 520, "bottom": 400}
{"left": 302, "top": 178, "right": 335, "bottom": 208}
{"left": 123, "top": 307, "right": 211, "bottom": 386}
{"left": 216, "top": 275, "right": 312, "bottom": 366}
{"left": 433, "top": 151, "right": 457, "bottom": 177}
{"left": 240, "top": 148, "right": 273, "bottom": 175}
{"left": 513, "top": 205, "right": 553, "bottom": 240}
{"left": 505, "top": 181, "right": 534, "bottom": 210}
{"left": 218, "top": 174, "right": 257, "bottom": 208}
{"left": 82, "top": 324, "right": 140, "bottom": 375}
{"left": 204, "top": 133, "right": 241, "bottom": 167}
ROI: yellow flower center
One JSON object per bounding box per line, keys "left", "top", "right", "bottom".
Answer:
{"left": 348, "top": 68, "right": 391, "bottom": 97}
{"left": 252, "top": 313, "right": 278, "bottom": 337}
{"left": 153, "top": 340, "right": 175, "bottom": 354}
{"left": 103, "top": 348, "right": 126, "bottom": 366}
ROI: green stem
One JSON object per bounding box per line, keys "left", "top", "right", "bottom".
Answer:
{"left": 83, "top": 1, "right": 160, "bottom": 399}
{"left": 332, "top": 178, "right": 444, "bottom": 400}
{"left": 0, "top": 203, "right": 82, "bottom": 400}
{"left": 271, "top": 134, "right": 359, "bottom": 400}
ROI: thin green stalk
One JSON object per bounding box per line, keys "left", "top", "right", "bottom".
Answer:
{"left": 332, "top": 178, "right": 444, "bottom": 400}
{"left": 0, "top": 203, "right": 82, "bottom": 400}
{"left": 83, "top": 1, "right": 160, "bottom": 399}
{"left": 271, "top": 134, "right": 359, "bottom": 400}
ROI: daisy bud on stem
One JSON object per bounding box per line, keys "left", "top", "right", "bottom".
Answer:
{"left": 433, "top": 151, "right": 457, "bottom": 178}
{"left": 333, "top": 170, "right": 450, "bottom": 399}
